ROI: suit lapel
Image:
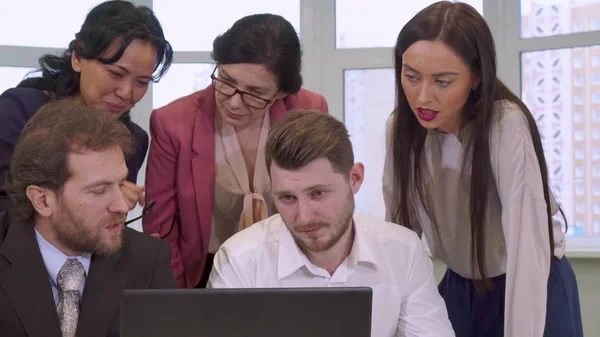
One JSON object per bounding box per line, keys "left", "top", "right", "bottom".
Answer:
{"left": 76, "top": 251, "right": 123, "bottom": 337}
{"left": 0, "top": 221, "right": 62, "bottom": 337}
{"left": 191, "top": 88, "right": 217, "bottom": 254}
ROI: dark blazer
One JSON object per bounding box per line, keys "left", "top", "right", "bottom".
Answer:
{"left": 0, "top": 87, "right": 149, "bottom": 213}
{"left": 0, "top": 211, "right": 175, "bottom": 337}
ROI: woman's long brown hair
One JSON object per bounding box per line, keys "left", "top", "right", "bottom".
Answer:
{"left": 390, "top": 1, "right": 566, "bottom": 289}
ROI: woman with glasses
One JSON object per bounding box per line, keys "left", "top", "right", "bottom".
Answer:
{"left": 0, "top": 0, "right": 172, "bottom": 213}
{"left": 143, "top": 13, "right": 329, "bottom": 289}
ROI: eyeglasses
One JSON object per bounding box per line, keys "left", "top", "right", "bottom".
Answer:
{"left": 210, "top": 66, "right": 278, "bottom": 109}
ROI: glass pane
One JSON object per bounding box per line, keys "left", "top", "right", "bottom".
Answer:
{"left": 0, "top": 1, "right": 104, "bottom": 47}
{"left": 336, "top": 0, "right": 483, "bottom": 49}
{"left": 0, "top": 67, "right": 38, "bottom": 96}
{"left": 521, "top": 45, "right": 600, "bottom": 237}
{"left": 344, "top": 69, "right": 395, "bottom": 219}
{"left": 152, "top": 63, "right": 215, "bottom": 109}
{"left": 153, "top": 0, "right": 300, "bottom": 51}
{"left": 521, "top": 0, "right": 600, "bottom": 38}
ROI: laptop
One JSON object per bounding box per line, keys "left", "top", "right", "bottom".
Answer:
{"left": 120, "top": 287, "right": 372, "bottom": 337}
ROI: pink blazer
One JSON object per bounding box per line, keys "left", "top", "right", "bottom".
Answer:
{"left": 142, "top": 85, "right": 329, "bottom": 288}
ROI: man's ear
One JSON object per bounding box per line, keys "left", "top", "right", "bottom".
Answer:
{"left": 349, "top": 162, "right": 365, "bottom": 195}
{"left": 26, "top": 185, "right": 56, "bottom": 218}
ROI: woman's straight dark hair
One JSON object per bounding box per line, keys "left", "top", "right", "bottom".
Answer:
{"left": 211, "top": 13, "right": 303, "bottom": 95}
{"left": 390, "top": 1, "right": 566, "bottom": 289}
{"left": 18, "top": 0, "right": 173, "bottom": 121}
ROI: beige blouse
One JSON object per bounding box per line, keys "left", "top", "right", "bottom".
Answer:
{"left": 383, "top": 100, "right": 565, "bottom": 337}
{"left": 209, "top": 112, "right": 275, "bottom": 253}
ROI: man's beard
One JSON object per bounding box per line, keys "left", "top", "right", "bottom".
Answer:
{"left": 53, "top": 199, "right": 125, "bottom": 256}
{"left": 290, "top": 189, "right": 355, "bottom": 253}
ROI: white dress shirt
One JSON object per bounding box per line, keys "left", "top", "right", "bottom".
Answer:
{"left": 382, "top": 100, "right": 565, "bottom": 337}
{"left": 208, "top": 212, "right": 455, "bottom": 337}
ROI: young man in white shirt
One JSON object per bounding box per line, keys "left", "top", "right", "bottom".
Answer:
{"left": 208, "top": 110, "right": 455, "bottom": 337}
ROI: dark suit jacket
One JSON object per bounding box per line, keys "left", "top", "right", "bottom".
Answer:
{"left": 0, "top": 211, "right": 175, "bottom": 337}
{"left": 0, "top": 87, "right": 149, "bottom": 213}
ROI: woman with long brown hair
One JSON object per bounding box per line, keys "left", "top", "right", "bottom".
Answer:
{"left": 383, "top": 2, "right": 582, "bottom": 336}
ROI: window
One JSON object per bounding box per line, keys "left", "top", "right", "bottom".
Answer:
{"left": 521, "top": 0, "right": 600, "bottom": 38}
{"left": 594, "top": 93, "right": 600, "bottom": 104}
{"left": 576, "top": 202, "right": 585, "bottom": 214}
{"left": 594, "top": 203, "right": 600, "bottom": 213}
{"left": 0, "top": 67, "right": 37, "bottom": 95}
{"left": 0, "top": 1, "right": 105, "bottom": 48}
{"left": 153, "top": 0, "right": 300, "bottom": 51}
{"left": 593, "top": 56, "right": 600, "bottom": 67}
{"left": 576, "top": 183, "right": 584, "bottom": 196}
{"left": 344, "top": 68, "right": 395, "bottom": 217}
{"left": 152, "top": 63, "right": 215, "bottom": 109}
{"left": 595, "top": 221, "right": 600, "bottom": 233}
{"left": 593, "top": 74, "right": 600, "bottom": 86}
{"left": 595, "top": 148, "right": 600, "bottom": 161}
{"left": 594, "top": 166, "right": 600, "bottom": 177}
{"left": 520, "top": 41, "right": 600, "bottom": 243}
{"left": 335, "top": 0, "right": 483, "bottom": 48}
{"left": 594, "top": 185, "right": 600, "bottom": 196}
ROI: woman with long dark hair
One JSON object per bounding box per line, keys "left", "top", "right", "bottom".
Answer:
{"left": 383, "top": 2, "right": 582, "bottom": 336}
{"left": 0, "top": 0, "right": 172, "bottom": 212}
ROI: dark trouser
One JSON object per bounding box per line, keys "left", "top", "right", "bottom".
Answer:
{"left": 438, "top": 256, "right": 583, "bottom": 337}
{"left": 195, "top": 253, "right": 215, "bottom": 289}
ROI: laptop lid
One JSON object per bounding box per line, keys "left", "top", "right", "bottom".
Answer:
{"left": 120, "top": 287, "right": 372, "bottom": 337}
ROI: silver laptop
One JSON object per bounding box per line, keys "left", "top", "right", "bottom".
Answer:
{"left": 120, "top": 287, "right": 372, "bottom": 337}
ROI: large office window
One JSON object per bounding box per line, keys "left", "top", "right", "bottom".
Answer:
{"left": 494, "top": 0, "right": 600, "bottom": 249}
{"left": 1, "top": 0, "right": 599, "bottom": 251}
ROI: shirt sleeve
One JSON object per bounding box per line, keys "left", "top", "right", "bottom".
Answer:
{"left": 490, "top": 103, "right": 551, "bottom": 337}
{"left": 397, "top": 235, "right": 456, "bottom": 337}
{"left": 207, "top": 246, "right": 255, "bottom": 288}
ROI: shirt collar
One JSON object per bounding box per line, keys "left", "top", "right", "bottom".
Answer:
{"left": 34, "top": 228, "right": 92, "bottom": 286}
{"left": 275, "top": 213, "right": 379, "bottom": 280}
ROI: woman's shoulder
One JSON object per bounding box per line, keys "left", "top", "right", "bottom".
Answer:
{"left": 0, "top": 87, "right": 50, "bottom": 114}
{"left": 283, "top": 88, "right": 327, "bottom": 110}
{"left": 492, "top": 99, "right": 531, "bottom": 135}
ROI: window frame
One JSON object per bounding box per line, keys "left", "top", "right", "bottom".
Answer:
{"left": 1, "top": 0, "right": 599, "bottom": 255}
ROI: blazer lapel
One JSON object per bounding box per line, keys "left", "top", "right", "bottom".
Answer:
{"left": 191, "top": 87, "right": 217, "bottom": 254}
{"left": 76, "top": 252, "right": 124, "bottom": 337}
{"left": 0, "top": 222, "right": 62, "bottom": 337}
